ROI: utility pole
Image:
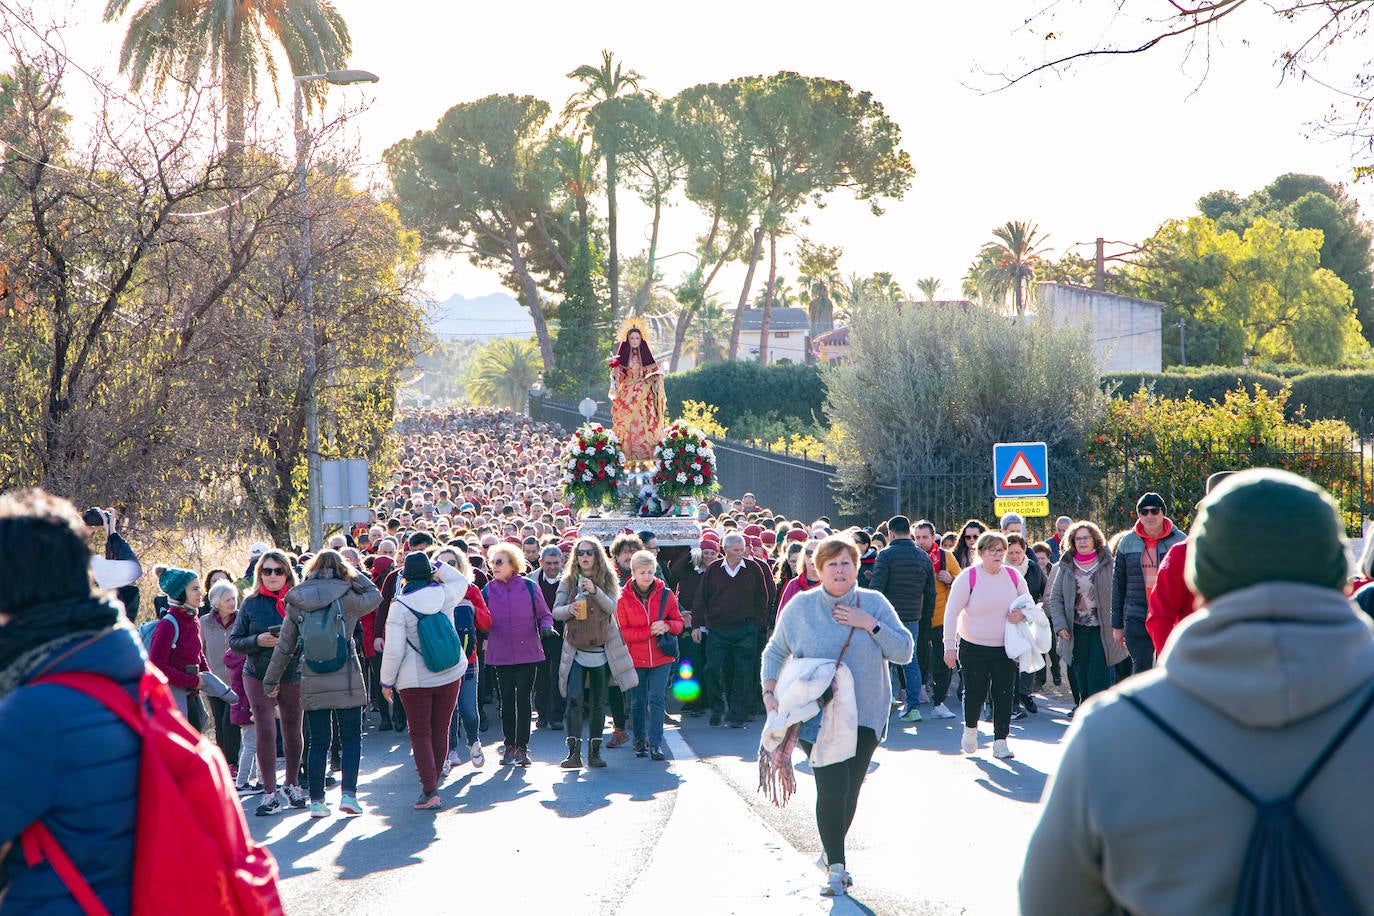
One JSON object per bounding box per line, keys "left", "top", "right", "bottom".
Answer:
{"left": 1178, "top": 317, "right": 1186, "bottom": 367}
{"left": 1095, "top": 238, "right": 1105, "bottom": 291}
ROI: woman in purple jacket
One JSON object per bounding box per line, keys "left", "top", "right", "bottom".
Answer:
{"left": 481, "top": 543, "right": 554, "bottom": 766}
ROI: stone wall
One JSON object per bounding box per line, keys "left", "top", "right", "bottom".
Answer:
{"left": 1036, "top": 282, "right": 1163, "bottom": 372}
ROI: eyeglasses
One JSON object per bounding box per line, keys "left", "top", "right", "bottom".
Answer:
{"left": 964, "top": 534, "right": 978, "bottom": 541}
{"left": 1138, "top": 506, "right": 1163, "bottom": 515}
{"left": 490, "top": 558, "right": 507, "bottom": 566}
{"left": 982, "top": 547, "right": 1007, "bottom": 555}
{"left": 576, "top": 548, "right": 598, "bottom": 557}
{"left": 260, "top": 566, "right": 286, "bottom": 576}
{"left": 804, "top": 549, "right": 815, "bottom": 556}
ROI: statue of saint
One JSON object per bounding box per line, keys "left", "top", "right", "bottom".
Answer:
{"left": 609, "top": 317, "right": 666, "bottom": 467}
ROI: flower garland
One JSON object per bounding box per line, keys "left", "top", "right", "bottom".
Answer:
{"left": 651, "top": 423, "right": 720, "bottom": 502}
{"left": 560, "top": 423, "right": 626, "bottom": 510}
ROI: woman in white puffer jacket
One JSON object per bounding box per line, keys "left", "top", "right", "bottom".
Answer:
{"left": 380, "top": 551, "right": 468, "bottom": 809}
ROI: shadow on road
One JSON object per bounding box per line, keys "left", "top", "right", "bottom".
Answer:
{"left": 969, "top": 756, "right": 1046, "bottom": 803}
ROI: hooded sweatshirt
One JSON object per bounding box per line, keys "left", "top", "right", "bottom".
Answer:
{"left": 1021, "top": 582, "right": 1374, "bottom": 916}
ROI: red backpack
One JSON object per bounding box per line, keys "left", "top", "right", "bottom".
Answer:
{"left": 19, "top": 667, "right": 284, "bottom": 916}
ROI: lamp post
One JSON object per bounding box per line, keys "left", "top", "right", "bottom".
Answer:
{"left": 294, "top": 68, "right": 378, "bottom": 550}
{"left": 578, "top": 397, "right": 598, "bottom": 422}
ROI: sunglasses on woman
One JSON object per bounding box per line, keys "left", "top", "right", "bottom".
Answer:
{"left": 490, "top": 558, "right": 507, "bottom": 566}
{"left": 260, "top": 566, "right": 286, "bottom": 576}
{"left": 576, "top": 548, "right": 598, "bottom": 557}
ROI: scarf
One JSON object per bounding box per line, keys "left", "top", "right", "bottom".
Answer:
{"left": 260, "top": 585, "right": 288, "bottom": 619}
{"left": 633, "top": 581, "right": 655, "bottom": 605}
{"left": 928, "top": 545, "right": 942, "bottom": 570}
{"left": 0, "top": 596, "right": 122, "bottom": 700}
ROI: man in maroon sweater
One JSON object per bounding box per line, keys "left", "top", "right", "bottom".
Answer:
{"left": 700, "top": 532, "right": 770, "bottom": 728}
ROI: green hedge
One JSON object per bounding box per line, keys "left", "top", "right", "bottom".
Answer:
{"left": 1106, "top": 368, "right": 1374, "bottom": 431}
{"left": 665, "top": 361, "right": 826, "bottom": 429}
{"left": 1104, "top": 370, "right": 1288, "bottom": 405}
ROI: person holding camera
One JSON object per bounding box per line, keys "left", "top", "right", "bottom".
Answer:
{"left": 83, "top": 507, "right": 142, "bottom": 622}
{"left": 228, "top": 549, "right": 307, "bottom": 816}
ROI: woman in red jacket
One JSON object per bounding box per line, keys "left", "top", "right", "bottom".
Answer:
{"left": 616, "top": 550, "right": 684, "bottom": 761}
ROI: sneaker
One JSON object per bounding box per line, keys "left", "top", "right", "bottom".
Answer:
{"left": 516, "top": 746, "right": 532, "bottom": 767}
{"left": 931, "top": 703, "right": 957, "bottom": 720}
{"left": 708, "top": 712, "right": 723, "bottom": 727}
{"left": 820, "top": 864, "right": 849, "bottom": 897}
{"left": 649, "top": 745, "right": 665, "bottom": 761}
{"left": 338, "top": 794, "right": 364, "bottom": 816}
{"left": 1023, "top": 695, "right": 1038, "bottom": 714}
{"left": 1012, "top": 706, "right": 1029, "bottom": 721}
{"left": 916, "top": 686, "right": 930, "bottom": 705}
{"left": 237, "top": 783, "right": 263, "bottom": 797}
{"left": 325, "top": 774, "right": 338, "bottom": 788}
{"left": 285, "top": 785, "right": 309, "bottom": 809}
{"left": 500, "top": 746, "right": 518, "bottom": 766}
{"left": 961, "top": 726, "right": 978, "bottom": 755}
{"left": 309, "top": 801, "right": 330, "bottom": 819}
{"left": 255, "top": 789, "right": 287, "bottom": 817}
{"left": 993, "top": 739, "right": 1015, "bottom": 759}
{"left": 634, "top": 740, "right": 648, "bottom": 758}
{"left": 440, "top": 761, "right": 452, "bottom": 779}
{"left": 413, "top": 790, "right": 441, "bottom": 810}
{"left": 470, "top": 740, "right": 485, "bottom": 769}
{"left": 899, "top": 706, "right": 923, "bottom": 723}
{"left": 726, "top": 719, "right": 746, "bottom": 729}
{"left": 605, "top": 728, "right": 630, "bottom": 748}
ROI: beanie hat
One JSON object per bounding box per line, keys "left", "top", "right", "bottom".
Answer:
{"left": 698, "top": 537, "right": 719, "bottom": 550}
{"left": 761, "top": 530, "right": 777, "bottom": 545}
{"left": 743, "top": 524, "right": 763, "bottom": 537}
{"left": 1186, "top": 469, "right": 1350, "bottom": 601}
{"left": 784, "top": 528, "right": 808, "bottom": 543}
{"left": 401, "top": 552, "right": 434, "bottom": 594}
{"left": 1136, "top": 492, "right": 1167, "bottom": 513}
{"left": 158, "top": 567, "right": 197, "bottom": 603}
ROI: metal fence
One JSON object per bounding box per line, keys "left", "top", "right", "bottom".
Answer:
{"left": 531, "top": 395, "right": 1372, "bottom": 538}
{"left": 896, "top": 434, "right": 1372, "bottom": 541}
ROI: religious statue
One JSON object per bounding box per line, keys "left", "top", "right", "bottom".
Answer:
{"left": 608, "top": 316, "right": 666, "bottom": 468}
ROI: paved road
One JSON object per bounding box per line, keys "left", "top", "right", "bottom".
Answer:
{"left": 248, "top": 686, "right": 1074, "bottom": 915}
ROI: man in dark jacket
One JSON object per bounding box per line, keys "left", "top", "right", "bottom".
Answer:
{"left": 871, "top": 515, "right": 935, "bottom": 722}
{"left": 1112, "top": 492, "right": 1188, "bottom": 674}
{"left": 0, "top": 489, "right": 144, "bottom": 913}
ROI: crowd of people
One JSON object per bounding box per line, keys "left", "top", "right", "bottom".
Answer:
{"left": 6, "top": 405, "right": 1374, "bottom": 911}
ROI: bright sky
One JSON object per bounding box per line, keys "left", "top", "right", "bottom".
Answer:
{"left": 20, "top": 0, "right": 1374, "bottom": 305}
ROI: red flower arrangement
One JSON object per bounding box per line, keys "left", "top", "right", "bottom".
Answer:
{"left": 560, "top": 423, "right": 626, "bottom": 510}
{"left": 651, "top": 423, "right": 720, "bottom": 502}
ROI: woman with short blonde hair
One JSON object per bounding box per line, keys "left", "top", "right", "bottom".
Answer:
{"left": 482, "top": 538, "right": 553, "bottom": 766}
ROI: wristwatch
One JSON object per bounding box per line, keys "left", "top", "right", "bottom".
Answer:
{"left": 871, "top": 624, "right": 882, "bottom": 635}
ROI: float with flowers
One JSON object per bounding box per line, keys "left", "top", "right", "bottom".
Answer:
{"left": 651, "top": 423, "right": 719, "bottom": 509}
{"left": 560, "top": 423, "right": 625, "bottom": 511}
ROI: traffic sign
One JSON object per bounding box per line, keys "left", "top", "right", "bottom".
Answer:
{"left": 994, "top": 497, "right": 1050, "bottom": 518}
{"left": 993, "top": 442, "right": 1048, "bottom": 498}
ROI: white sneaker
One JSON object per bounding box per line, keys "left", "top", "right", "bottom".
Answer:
{"left": 931, "top": 703, "right": 957, "bottom": 719}
{"left": 820, "top": 864, "right": 849, "bottom": 897}
{"left": 993, "top": 739, "right": 1015, "bottom": 759}
{"left": 446, "top": 748, "right": 462, "bottom": 767}
{"left": 961, "top": 726, "right": 978, "bottom": 754}
{"left": 470, "top": 740, "right": 485, "bottom": 769}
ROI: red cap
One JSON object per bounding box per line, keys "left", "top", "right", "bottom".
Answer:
{"left": 784, "top": 528, "right": 808, "bottom": 543}
{"left": 761, "top": 530, "right": 777, "bottom": 545}
{"left": 743, "top": 524, "right": 763, "bottom": 537}
{"left": 746, "top": 536, "right": 763, "bottom": 549}
{"left": 698, "top": 538, "right": 719, "bottom": 550}
{"left": 503, "top": 536, "right": 522, "bottom": 545}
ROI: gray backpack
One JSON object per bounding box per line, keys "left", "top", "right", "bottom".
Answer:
{"left": 299, "top": 599, "right": 349, "bottom": 674}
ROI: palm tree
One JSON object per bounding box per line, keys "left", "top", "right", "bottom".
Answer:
{"left": 465, "top": 338, "right": 543, "bottom": 412}
{"left": 978, "top": 220, "right": 1052, "bottom": 317}
{"left": 563, "top": 50, "right": 647, "bottom": 322}
{"left": 916, "top": 276, "right": 941, "bottom": 303}
{"left": 103, "top": 0, "right": 352, "bottom": 156}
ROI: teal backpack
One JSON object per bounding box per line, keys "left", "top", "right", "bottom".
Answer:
{"left": 299, "top": 598, "right": 349, "bottom": 675}
{"left": 400, "top": 594, "right": 463, "bottom": 672}
{"left": 138, "top": 614, "right": 179, "bottom": 654}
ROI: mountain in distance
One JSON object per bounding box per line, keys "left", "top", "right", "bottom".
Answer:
{"left": 428, "top": 291, "right": 533, "bottom": 339}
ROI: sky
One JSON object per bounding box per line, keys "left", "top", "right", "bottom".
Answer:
{"left": 16, "top": 0, "right": 1374, "bottom": 307}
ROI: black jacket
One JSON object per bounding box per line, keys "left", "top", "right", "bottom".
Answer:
{"left": 228, "top": 593, "right": 302, "bottom": 683}
{"left": 870, "top": 538, "right": 935, "bottom": 624}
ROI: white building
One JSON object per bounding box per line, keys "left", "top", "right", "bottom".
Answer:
{"left": 1034, "top": 282, "right": 1163, "bottom": 372}
{"left": 735, "top": 307, "right": 811, "bottom": 365}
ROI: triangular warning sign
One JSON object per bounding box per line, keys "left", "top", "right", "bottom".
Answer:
{"left": 1000, "top": 452, "right": 1043, "bottom": 490}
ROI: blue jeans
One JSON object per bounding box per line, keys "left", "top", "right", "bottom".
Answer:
{"left": 448, "top": 669, "right": 480, "bottom": 749}
{"left": 306, "top": 706, "right": 361, "bottom": 802}
{"left": 631, "top": 664, "right": 673, "bottom": 746}
{"left": 900, "top": 620, "right": 923, "bottom": 709}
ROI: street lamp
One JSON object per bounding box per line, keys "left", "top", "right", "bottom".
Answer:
{"left": 578, "top": 397, "right": 598, "bottom": 422}
{"left": 295, "top": 69, "right": 378, "bottom": 551}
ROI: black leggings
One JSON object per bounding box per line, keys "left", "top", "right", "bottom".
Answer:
{"left": 959, "top": 639, "right": 1018, "bottom": 740}
{"left": 565, "top": 662, "right": 609, "bottom": 740}
{"left": 799, "top": 726, "right": 879, "bottom": 868}
{"left": 207, "top": 695, "right": 240, "bottom": 766}
{"left": 495, "top": 662, "right": 538, "bottom": 748}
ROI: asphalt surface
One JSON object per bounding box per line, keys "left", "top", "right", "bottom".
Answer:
{"left": 248, "top": 684, "right": 1076, "bottom": 915}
